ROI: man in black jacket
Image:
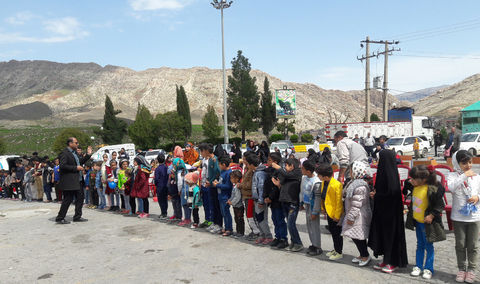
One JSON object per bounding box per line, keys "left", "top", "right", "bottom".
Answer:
{"left": 55, "top": 137, "right": 92, "bottom": 224}
{"left": 433, "top": 129, "right": 443, "bottom": 157}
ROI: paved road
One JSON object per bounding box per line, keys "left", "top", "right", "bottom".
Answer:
{"left": 0, "top": 197, "right": 471, "bottom": 284}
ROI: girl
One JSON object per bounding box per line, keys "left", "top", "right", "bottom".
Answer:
{"left": 101, "top": 154, "right": 111, "bottom": 209}
{"left": 107, "top": 160, "right": 120, "bottom": 211}
{"left": 118, "top": 160, "right": 131, "bottom": 214}
{"left": 448, "top": 150, "right": 480, "bottom": 283}
{"left": 404, "top": 165, "right": 445, "bottom": 280}
{"left": 342, "top": 161, "right": 372, "bottom": 267}
{"left": 131, "top": 156, "right": 152, "bottom": 218}
{"left": 185, "top": 171, "right": 202, "bottom": 229}
{"left": 173, "top": 146, "right": 190, "bottom": 226}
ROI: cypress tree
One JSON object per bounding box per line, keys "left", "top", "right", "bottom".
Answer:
{"left": 260, "top": 77, "right": 276, "bottom": 138}
{"left": 176, "top": 85, "right": 192, "bottom": 137}
{"left": 202, "top": 105, "right": 221, "bottom": 142}
{"left": 100, "top": 95, "right": 127, "bottom": 144}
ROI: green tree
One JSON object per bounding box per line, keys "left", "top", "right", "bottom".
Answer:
{"left": 98, "top": 95, "right": 127, "bottom": 144}
{"left": 260, "top": 77, "right": 276, "bottom": 138}
{"left": 202, "top": 105, "right": 222, "bottom": 142}
{"left": 370, "top": 113, "right": 381, "bottom": 122}
{"left": 155, "top": 111, "right": 187, "bottom": 145}
{"left": 457, "top": 115, "right": 463, "bottom": 130}
{"left": 53, "top": 128, "right": 91, "bottom": 154}
{"left": 176, "top": 85, "right": 192, "bottom": 137}
{"left": 0, "top": 137, "right": 6, "bottom": 154}
{"left": 227, "top": 50, "right": 260, "bottom": 141}
{"left": 276, "top": 120, "right": 295, "bottom": 139}
{"left": 128, "top": 104, "right": 158, "bottom": 150}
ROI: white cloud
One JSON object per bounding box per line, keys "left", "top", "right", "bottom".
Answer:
{"left": 5, "top": 11, "right": 35, "bottom": 25}
{"left": 0, "top": 16, "right": 88, "bottom": 44}
{"left": 129, "top": 0, "right": 191, "bottom": 11}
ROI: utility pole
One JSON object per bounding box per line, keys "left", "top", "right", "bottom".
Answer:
{"left": 357, "top": 39, "right": 400, "bottom": 121}
{"left": 211, "top": 0, "right": 233, "bottom": 144}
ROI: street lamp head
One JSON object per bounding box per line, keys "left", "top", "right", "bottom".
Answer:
{"left": 211, "top": 0, "right": 233, "bottom": 9}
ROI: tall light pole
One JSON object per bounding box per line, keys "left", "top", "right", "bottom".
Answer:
{"left": 211, "top": 0, "right": 232, "bottom": 144}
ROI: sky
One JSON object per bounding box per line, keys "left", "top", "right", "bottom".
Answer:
{"left": 1, "top": 0, "right": 480, "bottom": 93}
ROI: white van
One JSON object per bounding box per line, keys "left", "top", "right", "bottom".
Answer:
{"left": 459, "top": 132, "right": 480, "bottom": 156}
{"left": 0, "top": 155, "right": 20, "bottom": 172}
{"left": 91, "top": 143, "right": 136, "bottom": 164}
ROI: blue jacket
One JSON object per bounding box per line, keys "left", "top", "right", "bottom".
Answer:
{"left": 95, "top": 171, "right": 103, "bottom": 189}
{"left": 252, "top": 164, "right": 267, "bottom": 203}
{"left": 154, "top": 164, "right": 168, "bottom": 189}
{"left": 85, "top": 169, "right": 91, "bottom": 187}
{"left": 216, "top": 169, "right": 233, "bottom": 199}
{"left": 207, "top": 156, "right": 221, "bottom": 183}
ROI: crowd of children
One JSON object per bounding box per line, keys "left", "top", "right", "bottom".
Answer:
{"left": 1, "top": 142, "right": 479, "bottom": 283}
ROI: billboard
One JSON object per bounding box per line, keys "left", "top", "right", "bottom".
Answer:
{"left": 275, "top": 89, "right": 296, "bottom": 118}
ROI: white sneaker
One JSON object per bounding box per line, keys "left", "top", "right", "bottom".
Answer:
{"left": 352, "top": 257, "right": 360, "bottom": 263}
{"left": 422, "top": 269, "right": 433, "bottom": 280}
{"left": 411, "top": 266, "right": 422, "bottom": 277}
{"left": 359, "top": 256, "right": 371, "bottom": 267}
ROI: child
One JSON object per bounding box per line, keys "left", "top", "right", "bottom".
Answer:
{"left": 315, "top": 163, "right": 344, "bottom": 261}
{"left": 403, "top": 165, "right": 445, "bottom": 280}
{"left": 154, "top": 154, "right": 169, "bottom": 220}
{"left": 185, "top": 171, "right": 202, "bottom": 228}
{"left": 213, "top": 156, "right": 233, "bottom": 236}
{"left": 272, "top": 158, "right": 303, "bottom": 251}
{"left": 88, "top": 164, "right": 98, "bottom": 209}
{"left": 448, "top": 150, "right": 480, "bottom": 283}
{"left": 53, "top": 158, "right": 61, "bottom": 202}
{"left": 228, "top": 170, "right": 245, "bottom": 237}
{"left": 101, "top": 154, "right": 110, "bottom": 209}
{"left": 118, "top": 160, "right": 132, "bottom": 214}
{"left": 94, "top": 162, "right": 106, "bottom": 210}
{"left": 247, "top": 154, "right": 273, "bottom": 245}
{"left": 238, "top": 151, "right": 261, "bottom": 241}
{"left": 83, "top": 164, "right": 91, "bottom": 205}
{"left": 265, "top": 152, "right": 287, "bottom": 249}
{"left": 413, "top": 138, "right": 420, "bottom": 160}
{"left": 167, "top": 157, "right": 182, "bottom": 224}
{"left": 341, "top": 161, "right": 373, "bottom": 267}
{"left": 198, "top": 143, "right": 221, "bottom": 232}
{"left": 300, "top": 159, "right": 323, "bottom": 256}
{"left": 23, "top": 163, "right": 35, "bottom": 202}
{"left": 107, "top": 160, "right": 120, "bottom": 211}
{"left": 172, "top": 148, "right": 190, "bottom": 226}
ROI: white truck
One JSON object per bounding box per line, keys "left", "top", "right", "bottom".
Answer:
{"left": 325, "top": 116, "right": 434, "bottom": 144}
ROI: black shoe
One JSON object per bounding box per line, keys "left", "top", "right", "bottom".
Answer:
{"left": 56, "top": 219, "right": 70, "bottom": 224}
{"left": 307, "top": 246, "right": 323, "bottom": 256}
{"left": 73, "top": 217, "right": 88, "bottom": 222}
{"left": 269, "top": 238, "right": 280, "bottom": 247}
{"left": 275, "top": 240, "right": 289, "bottom": 250}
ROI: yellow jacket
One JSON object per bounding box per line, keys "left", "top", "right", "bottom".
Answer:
{"left": 413, "top": 138, "right": 420, "bottom": 151}
{"left": 321, "top": 177, "right": 343, "bottom": 220}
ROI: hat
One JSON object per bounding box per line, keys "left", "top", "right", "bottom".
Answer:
{"left": 185, "top": 171, "right": 199, "bottom": 184}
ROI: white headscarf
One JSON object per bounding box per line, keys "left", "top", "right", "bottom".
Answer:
{"left": 351, "top": 161, "right": 369, "bottom": 179}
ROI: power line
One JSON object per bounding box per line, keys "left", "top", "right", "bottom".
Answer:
{"left": 389, "top": 17, "right": 480, "bottom": 39}
{"left": 395, "top": 54, "right": 480, "bottom": 59}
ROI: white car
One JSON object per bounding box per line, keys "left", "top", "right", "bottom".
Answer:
{"left": 0, "top": 155, "right": 20, "bottom": 172}
{"left": 386, "top": 136, "right": 430, "bottom": 157}
{"left": 459, "top": 132, "right": 480, "bottom": 156}
{"left": 144, "top": 149, "right": 165, "bottom": 164}
{"left": 91, "top": 143, "right": 136, "bottom": 164}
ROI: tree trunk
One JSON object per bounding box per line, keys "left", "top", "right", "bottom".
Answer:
{"left": 242, "top": 129, "right": 246, "bottom": 143}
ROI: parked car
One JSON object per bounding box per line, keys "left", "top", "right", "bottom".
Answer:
{"left": 0, "top": 155, "right": 20, "bottom": 172}
{"left": 459, "top": 132, "right": 480, "bottom": 156}
{"left": 276, "top": 140, "right": 295, "bottom": 150}
{"left": 270, "top": 142, "right": 290, "bottom": 153}
{"left": 144, "top": 149, "right": 165, "bottom": 164}
{"left": 386, "top": 136, "right": 430, "bottom": 157}
{"left": 91, "top": 143, "right": 136, "bottom": 164}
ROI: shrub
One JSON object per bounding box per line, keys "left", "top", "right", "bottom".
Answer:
{"left": 301, "top": 133, "right": 313, "bottom": 143}
{"left": 290, "top": 134, "right": 299, "bottom": 143}
{"left": 269, "top": 134, "right": 284, "bottom": 143}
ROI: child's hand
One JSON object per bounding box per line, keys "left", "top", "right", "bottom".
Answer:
{"left": 167, "top": 195, "right": 172, "bottom": 200}
{"left": 311, "top": 215, "right": 317, "bottom": 220}
{"left": 346, "top": 219, "right": 354, "bottom": 225}
{"left": 299, "top": 205, "right": 304, "bottom": 211}
{"left": 212, "top": 181, "right": 218, "bottom": 187}
{"left": 264, "top": 197, "right": 271, "bottom": 204}
{"left": 369, "top": 190, "right": 376, "bottom": 199}
{"left": 227, "top": 200, "right": 232, "bottom": 205}
{"left": 332, "top": 218, "right": 340, "bottom": 222}
{"left": 465, "top": 170, "right": 477, "bottom": 177}
{"left": 271, "top": 163, "right": 281, "bottom": 170}
{"left": 272, "top": 177, "right": 280, "bottom": 187}
{"left": 206, "top": 181, "right": 211, "bottom": 187}
{"left": 424, "top": 214, "right": 434, "bottom": 224}
{"left": 468, "top": 195, "right": 479, "bottom": 204}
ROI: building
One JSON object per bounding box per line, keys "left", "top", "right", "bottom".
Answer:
{"left": 461, "top": 101, "right": 480, "bottom": 133}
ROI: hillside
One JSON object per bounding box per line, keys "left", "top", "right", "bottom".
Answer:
{"left": 0, "top": 60, "right": 401, "bottom": 131}
{"left": 395, "top": 85, "right": 448, "bottom": 102}
{"left": 415, "top": 74, "right": 480, "bottom": 118}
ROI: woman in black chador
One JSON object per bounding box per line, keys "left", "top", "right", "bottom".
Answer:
{"left": 368, "top": 149, "right": 408, "bottom": 273}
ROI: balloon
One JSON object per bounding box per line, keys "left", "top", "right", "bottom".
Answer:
{"left": 108, "top": 181, "right": 117, "bottom": 189}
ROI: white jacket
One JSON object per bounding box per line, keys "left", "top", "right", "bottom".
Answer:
{"left": 447, "top": 152, "right": 480, "bottom": 222}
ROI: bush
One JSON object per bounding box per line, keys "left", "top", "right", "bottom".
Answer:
{"left": 53, "top": 128, "right": 92, "bottom": 154}
{"left": 0, "top": 137, "right": 6, "bottom": 154}
{"left": 290, "top": 134, "right": 299, "bottom": 143}
{"left": 301, "top": 133, "right": 313, "bottom": 143}
{"left": 269, "top": 134, "right": 284, "bottom": 143}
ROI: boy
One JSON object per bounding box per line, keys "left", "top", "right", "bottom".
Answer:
{"left": 41, "top": 159, "right": 54, "bottom": 203}
{"left": 198, "top": 143, "right": 221, "bottom": 231}
{"left": 272, "top": 158, "right": 303, "bottom": 252}
{"left": 247, "top": 154, "right": 273, "bottom": 245}
{"left": 228, "top": 170, "right": 244, "bottom": 237}
{"left": 14, "top": 160, "right": 26, "bottom": 201}
{"left": 213, "top": 156, "right": 233, "bottom": 236}
{"left": 413, "top": 138, "right": 420, "bottom": 160}
{"left": 264, "top": 152, "right": 288, "bottom": 249}
{"left": 94, "top": 162, "right": 106, "bottom": 210}
{"left": 314, "top": 163, "right": 344, "bottom": 261}
{"left": 83, "top": 164, "right": 92, "bottom": 206}
{"left": 300, "top": 159, "right": 323, "bottom": 256}
{"left": 154, "top": 154, "right": 169, "bottom": 220}
{"left": 23, "top": 163, "right": 35, "bottom": 202}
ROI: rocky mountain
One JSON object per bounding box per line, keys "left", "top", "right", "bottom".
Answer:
{"left": 395, "top": 85, "right": 448, "bottom": 102}
{"left": 415, "top": 74, "right": 480, "bottom": 118}
{"left": 0, "top": 60, "right": 401, "bottom": 131}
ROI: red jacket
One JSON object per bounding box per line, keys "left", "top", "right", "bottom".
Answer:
{"left": 131, "top": 167, "right": 149, "bottom": 199}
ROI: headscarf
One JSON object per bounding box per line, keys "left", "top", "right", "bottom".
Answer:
{"left": 351, "top": 161, "right": 369, "bottom": 179}
{"left": 452, "top": 151, "right": 463, "bottom": 174}
{"left": 374, "top": 149, "right": 401, "bottom": 197}
{"left": 134, "top": 155, "right": 152, "bottom": 172}
{"left": 174, "top": 146, "right": 184, "bottom": 158}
